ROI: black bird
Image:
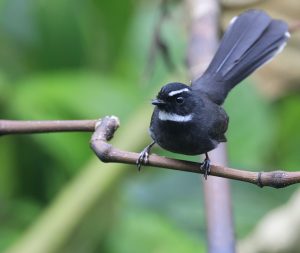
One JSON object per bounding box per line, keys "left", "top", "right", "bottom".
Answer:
{"left": 137, "top": 10, "right": 290, "bottom": 178}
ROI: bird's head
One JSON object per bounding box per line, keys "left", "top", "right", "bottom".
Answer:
{"left": 152, "top": 82, "right": 197, "bottom": 121}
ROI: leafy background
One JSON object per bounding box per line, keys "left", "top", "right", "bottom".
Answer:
{"left": 0, "top": 0, "right": 299, "bottom": 253}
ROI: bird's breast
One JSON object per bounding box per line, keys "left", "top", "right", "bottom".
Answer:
{"left": 150, "top": 110, "right": 217, "bottom": 155}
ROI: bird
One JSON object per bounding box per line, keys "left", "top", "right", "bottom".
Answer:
{"left": 136, "top": 9, "right": 290, "bottom": 179}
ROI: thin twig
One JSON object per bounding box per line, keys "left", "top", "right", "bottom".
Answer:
{"left": 0, "top": 119, "right": 97, "bottom": 135}
{"left": 90, "top": 116, "right": 300, "bottom": 189}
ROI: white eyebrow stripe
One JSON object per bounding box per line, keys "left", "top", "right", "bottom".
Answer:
{"left": 158, "top": 111, "right": 193, "bottom": 122}
{"left": 168, "top": 88, "right": 190, "bottom": 97}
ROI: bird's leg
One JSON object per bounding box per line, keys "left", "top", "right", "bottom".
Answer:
{"left": 201, "top": 153, "right": 211, "bottom": 180}
{"left": 136, "top": 141, "right": 156, "bottom": 171}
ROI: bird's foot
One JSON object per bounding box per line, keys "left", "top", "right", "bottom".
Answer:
{"left": 136, "top": 142, "right": 155, "bottom": 171}
{"left": 201, "top": 154, "right": 211, "bottom": 180}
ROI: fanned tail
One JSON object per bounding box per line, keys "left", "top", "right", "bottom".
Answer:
{"left": 192, "top": 10, "right": 290, "bottom": 105}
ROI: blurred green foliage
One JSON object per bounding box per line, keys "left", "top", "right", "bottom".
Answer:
{"left": 0, "top": 0, "right": 299, "bottom": 252}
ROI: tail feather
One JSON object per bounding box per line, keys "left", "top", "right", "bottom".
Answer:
{"left": 192, "top": 10, "right": 290, "bottom": 105}
{"left": 206, "top": 10, "right": 272, "bottom": 76}
{"left": 224, "top": 19, "right": 289, "bottom": 84}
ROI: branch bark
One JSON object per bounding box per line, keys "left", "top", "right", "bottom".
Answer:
{"left": 1, "top": 117, "right": 300, "bottom": 188}
{"left": 0, "top": 119, "right": 97, "bottom": 135}
{"left": 90, "top": 116, "right": 300, "bottom": 189}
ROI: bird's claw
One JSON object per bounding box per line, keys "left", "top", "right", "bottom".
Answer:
{"left": 201, "top": 158, "right": 211, "bottom": 180}
{"left": 136, "top": 141, "right": 155, "bottom": 171}
{"left": 136, "top": 142, "right": 155, "bottom": 171}
{"left": 136, "top": 148, "right": 150, "bottom": 171}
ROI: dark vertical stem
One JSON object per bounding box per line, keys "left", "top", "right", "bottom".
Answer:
{"left": 186, "top": 0, "right": 236, "bottom": 252}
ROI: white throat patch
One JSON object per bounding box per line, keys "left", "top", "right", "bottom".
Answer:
{"left": 168, "top": 88, "right": 190, "bottom": 97}
{"left": 158, "top": 110, "right": 193, "bottom": 122}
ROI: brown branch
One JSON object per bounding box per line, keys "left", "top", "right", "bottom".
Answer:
{"left": 1, "top": 117, "right": 299, "bottom": 188}
{"left": 0, "top": 119, "right": 97, "bottom": 135}
{"left": 90, "top": 116, "right": 300, "bottom": 189}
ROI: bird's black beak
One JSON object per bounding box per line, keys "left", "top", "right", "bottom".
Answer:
{"left": 151, "top": 99, "right": 166, "bottom": 106}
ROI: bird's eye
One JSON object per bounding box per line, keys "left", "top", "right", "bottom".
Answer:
{"left": 176, "top": 96, "right": 184, "bottom": 104}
